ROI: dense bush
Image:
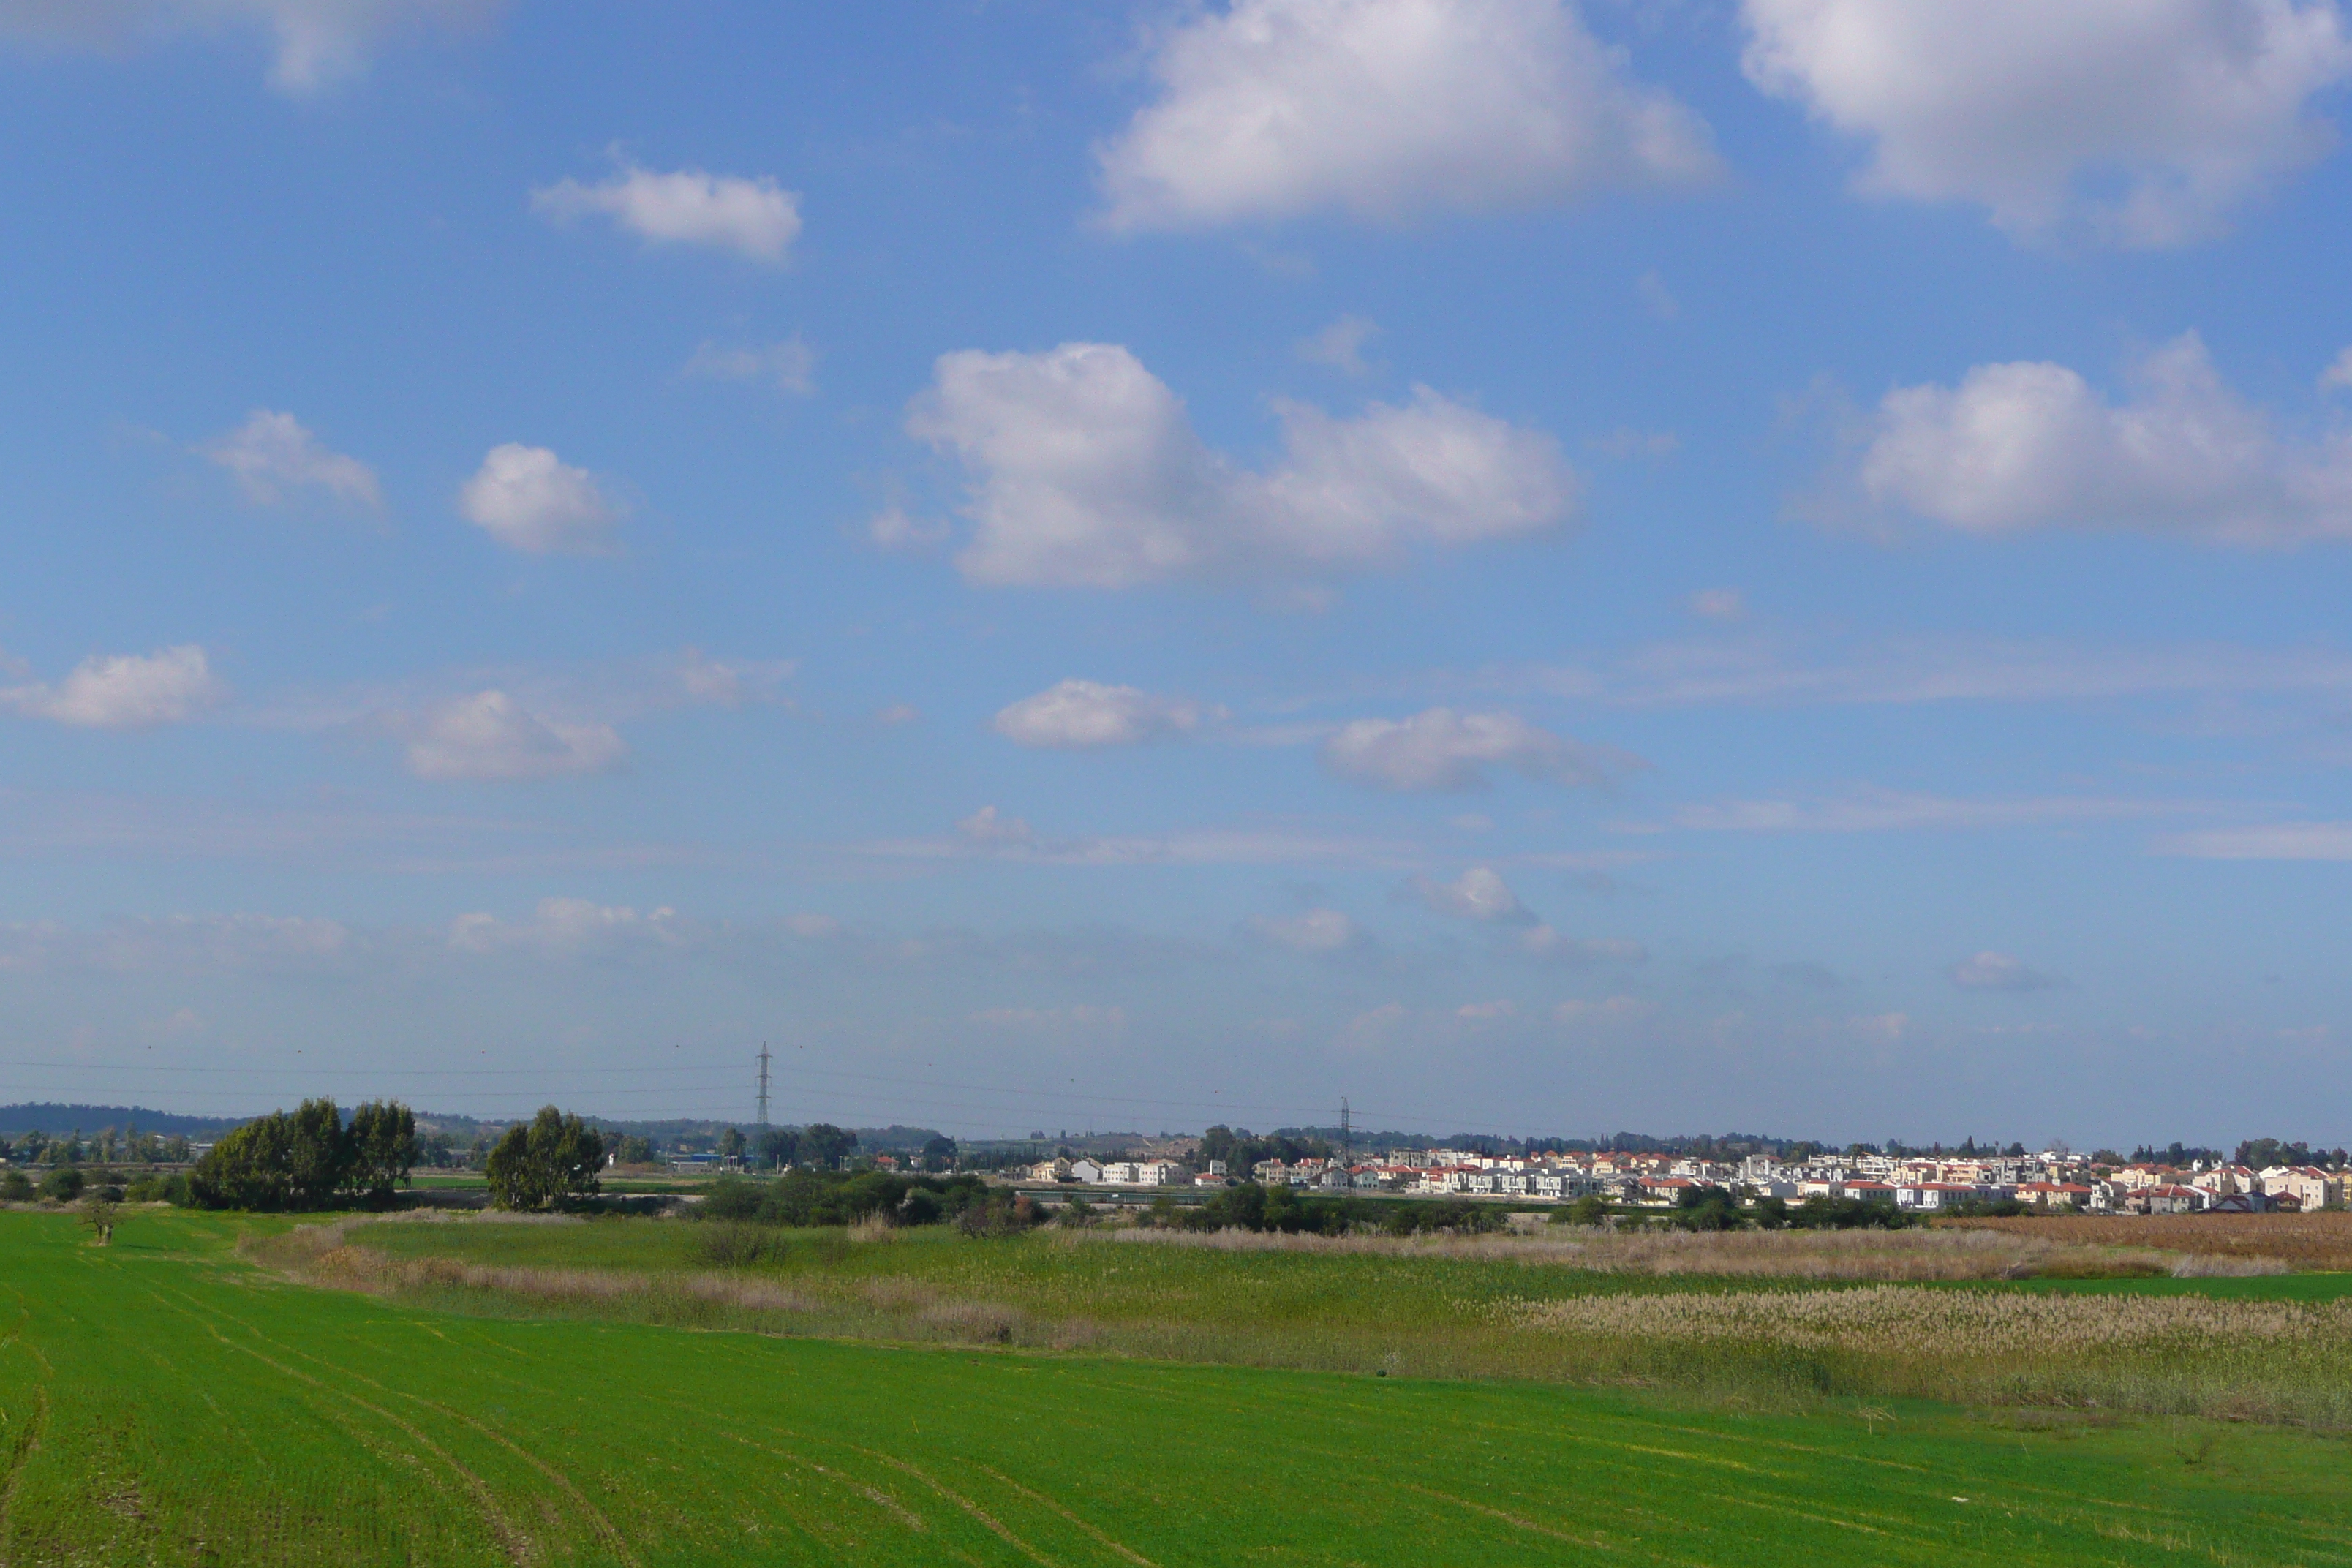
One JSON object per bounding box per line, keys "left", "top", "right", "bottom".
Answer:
{"left": 698, "top": 1169, "right": 992, "bottom": 1229}
{"left": 1172, "top": 1183, "right": 1504, "bottom": 1237}
{"left": 2, "top": 1170, "right": 36, "bottom": 1202}
{"left": 38, "top": 1168, "right": 86, "bottom": 1202}
{"left": 124, "top": 1173, "right": 192, "bottom": 1205}
{"left": 187, "top": 1098, "right": 418, "bottom": 1210}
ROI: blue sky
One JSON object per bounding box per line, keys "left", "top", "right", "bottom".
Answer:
{"left": 4, "top": 0, "right": 2352, "bottom": 1147}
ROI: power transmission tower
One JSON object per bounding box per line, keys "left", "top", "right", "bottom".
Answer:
{"left": 756, "top": 1043, "right": 772, "bottom": 1134}
{"left": 1340, "top": 1097, "right": 1352, "bottom": 1176}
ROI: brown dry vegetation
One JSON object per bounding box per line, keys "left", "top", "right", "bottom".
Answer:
{"left": 1939, "top": 1211, "right": 2352, "bottom": 1269}
{"left": 1098, "top": 1224, "right": 2254, "bottom": 1279}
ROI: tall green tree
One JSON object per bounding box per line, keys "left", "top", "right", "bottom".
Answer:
{"left": 347, "top": 1101, "right": 420, "bottom": 1199}
{"left": 484, "top": 1107, "right": 606, "bottom": 1210}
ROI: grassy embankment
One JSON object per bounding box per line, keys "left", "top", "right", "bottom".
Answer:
{"left": 293, "top": 1210, "right": 2352, "bottom": 1426}
{"left": 6, "top": 1207, "right": 2352, "bottom": 1567}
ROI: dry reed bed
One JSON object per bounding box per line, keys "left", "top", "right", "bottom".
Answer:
{"left": 1497, "top": 1285, "right": 2352, "bottom": 1350}
{"left": 1942, "top": 1212, "right": 2352, "bottom": 1270}
{"left": 1094, "top": 1224, "right": 2241, "bottom": 1280}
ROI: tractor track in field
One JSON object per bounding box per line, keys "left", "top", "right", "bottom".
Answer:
{"left": 164, "top": 1281, "right": 642, "bottom": 1568}
{"left": 0, "top": 1386, "right": 49, "bottom": 1568}
{"left": 143, "top": 1284, "right": 540, "bottom": 1567}
{"left": 717, "top": 1430, "right": 933, "bottom": 1537}
{"left": 973, "top": 1465, "right": 1161, "bottom": 1568}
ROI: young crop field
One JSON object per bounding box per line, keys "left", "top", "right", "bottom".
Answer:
{"left": 5, "top": 1207, "right": 2351, "bottom": 1566}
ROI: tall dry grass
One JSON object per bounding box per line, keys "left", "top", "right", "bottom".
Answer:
{"left": 1096, "top": 1224, "right": 2210, "bottom": 1280}
{"left": 1941, "top": 1212, "right": 2352, "bottom": 1270}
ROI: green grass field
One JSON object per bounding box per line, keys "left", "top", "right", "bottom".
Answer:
{"left": 5, "top": 1208, "right": 2351, "bottom": 1565}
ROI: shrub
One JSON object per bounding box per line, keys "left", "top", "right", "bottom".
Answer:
{"left": 0, "top": 1170, "right": 33, "bottom": 1202}
{"left": 39, "top": 1168, "right": 85, "bottom": 1202}
{"left": 124, "top": 1173, "right": 191, "bottom": 1205}
{"left": 957, "top": 1191, "right": 1041, "bottom": 1237}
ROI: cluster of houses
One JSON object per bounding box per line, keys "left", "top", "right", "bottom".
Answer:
{"left": 1028, "top": 1147, "right": 2351, "bottom": 1213}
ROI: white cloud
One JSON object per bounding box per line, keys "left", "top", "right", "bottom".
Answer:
{"left": 0, "top": 0, "right": 504, "bottom": 94}
{"left": 458, "top": 444, "right": 623, "bottom": 556}
{"left": 1553, "top": 994, "right": 1653, "bottom": 1025}
{"left": 1095, "top": 0, "right": 1716, "bottom": 229}
{"left": 1532, "top": 633, "right": 2352, "bottom": 709}
{"left": 1850, "top": 334, "right": 2352, "bottom": 543}
{"left": 1947, "top": 951, "right": 2068, "bottom": 992}
{"left": 956, "top": 805, "right": 1036, "bottom": 847}
{"left": 875, "top": 810, "right": 1417, "bottom": 869}
{"left": 1322, "top": 706, "right": 1627, "bottom": 791}
{"left": 993, "top": 679, "right": 1224, "bottom": 749}
{"left": 684, "top": 336, "right": 816, "bottom": 395}
{"left": 1740, "top": 0, "right": 2352, "bottom": 246}
{"left": 910, "top": 343, "right": 1576, "bottom": 589}
{"left": 0, "top": 912, "right": 350, "bottom": 975}
{"left": 1519, "top": 924, "right": 1646, "bottom": 964}
{"left": 2323, "top": 346, "right": 2352, "bottom": 390}
{"left": 866, "top": 505, "right": 951, "bottom": 554}
{"left": 401, "top": 691, "right": 625, "bottom": 782}
{"left": 1416, "top": 865, "right": 1534, "bottom": 923}
{"left": 1, "top": 645, "right": 226, "bottom": 728}
{"left": 1670, "top": 788, "right": 2197, "bottom": 833}
{"left": 532, "top": 162, "right": 802, "bottom": 263}
{"left": 1296, "top": 315, "right": 1381, "bottom": 375}
{"left": 1456, "top": 999, "right": 1516, "bottom": 1019}
{"left": 1687, "top": 587, "right": 1745, "bottom": 620}
{"left": 2155, "top": 821, "right": 2352, "bottom": 859}
{"left": 786, "top": 913, "right": 843, "bottom": 939}
{"left": 1251, "top": 908, "right": 1365, "bottom": 952}
{"left": 448, "top": 897, "right": 677, "bottom": 955}
{"left": 1636, "top": 269, "right": 1679, "bottom": 320}
{"left": 201, "top": 410, "right": 381, "bottom": 509}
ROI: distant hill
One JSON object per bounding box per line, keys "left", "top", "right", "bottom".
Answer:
{"left": 0, "top": 1104, "right": 248, "bottom": 1138}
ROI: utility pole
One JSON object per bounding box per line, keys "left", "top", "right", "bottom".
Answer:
{"left": 756, "top": 1043, "right": 772, "bottom": 1135}
{"left": 1340, "top": 1097, "right": 1352, "bottom": 1175}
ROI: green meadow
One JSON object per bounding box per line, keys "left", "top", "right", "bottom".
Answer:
{"left": 5, "top": 1208, "right": 2351, "bottom": 1565}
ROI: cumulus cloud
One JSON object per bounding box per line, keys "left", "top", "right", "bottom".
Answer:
{"left": 1251, "top": 908, "right": 1366, "bottom": 952}
{"left": 0, "top": 0, "right": 505, "bottom": 93}
{"left": 1947, "top": 951, "right": 2068, "bottom": 992}
{"left": 1850, "top": 335, "right": 2352, "bottom": 543}
{"left": 448, "top": 897, "right": 678, "bottom": 955}
{"left": 908, "top": 342, "right": 1577, "bottom": 589}
{"left": 992, "top": 679, "right": 1224, "bottom": 749}
{"left": 2323, "top": 346, "right": 2352, "bottom": 390}
{"left": 1741, "top": 0, "right": 2352, "bottom": 246}
{"left": 1415, "top": 865, "right": 1535, "bottom": 923}
{"left": 1, "top": 645, "right": 226, "bottom": 728}
{"left": 1322, "top": 706, "right": 1628, "bottom": 791}
{"left": 1096, "top": 0, "right": 1716, "bottom": 229}
{"left": 683, "top": 336, "right": 816, "bottom": 395}
{"left": 532, "top": 162, "right": 802, "bottom": 262}
{"left": 1296, "top": 315, "right": 1381, "bottom": 375}
{"left": 399, "top": 691, "right": 625, "bottom": 781}
{"left": 201, "top": 410, "right": 381, "bottom": 509}
{"left": 458, "top": 444, "right": 623, "bottom": 556}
